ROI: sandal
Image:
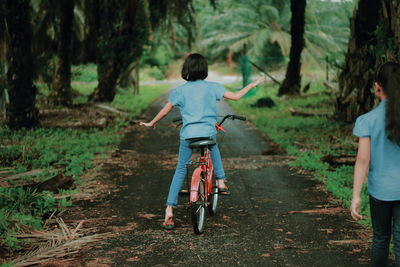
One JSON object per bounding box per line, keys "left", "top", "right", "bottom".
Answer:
{"left": 161, "top": 216, "right": 175, "bottom": 230}
{"left": 218, "top": 186, "right": 231, "bottom": 195}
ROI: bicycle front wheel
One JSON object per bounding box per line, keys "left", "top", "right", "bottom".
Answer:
{"left": 190, "top": 181, "right": 206, "bottom": 234}
{"left": 208, "top": 179, "right": 218, "bottom": 216}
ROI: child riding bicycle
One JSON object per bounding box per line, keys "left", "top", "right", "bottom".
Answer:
{"left": 140, "top": 53, "right": 265, "bottom": 229}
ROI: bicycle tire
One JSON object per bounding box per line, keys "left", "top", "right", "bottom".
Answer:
{"left": 190, "top": 181, "right": 206, "bottom": 234}
{"left": 208, "top": 180, "right": 218, "bottom": 216}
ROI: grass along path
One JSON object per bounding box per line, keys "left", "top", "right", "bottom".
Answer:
{"left": 228, "top": 82, "right": 370, "bottom": 226}
{"left": 0, "top": 79, "right": 170, "bottom": 255}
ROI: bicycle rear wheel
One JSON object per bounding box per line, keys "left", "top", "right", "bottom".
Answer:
{"left": 208, "top": 179, "right": 218, "bottom": 216}
{"left": 190, "top": 181, "right": 206, "bottom": 234}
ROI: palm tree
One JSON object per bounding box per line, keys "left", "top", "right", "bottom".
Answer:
{"left": 3, "top": 0, "right": 38, "bottom": 129}
{"left": 49, "top": 0, "right": 75, "bottom": 106}
{"left": 334, "top": 0, "right": 400, "bottom": 122}
{"left": 90, "top": 0, "right": 150, "bottom": 102}
{"left": 91, "top": 0, "right": 196, "bottom": 102}
{"left": 278, "top": 0, "right": 306, "bottom": 96}
{"left": 80, "top": 0, "right": 100, "bottom": 63}
{"left": 199, "top": 0, "right": 352, "bottom": 73}
{"left": 30, "top": 0, "right": 84, "bottom": 100}
{"left": 200, "top": 0, "right": 291, "bottom": 65}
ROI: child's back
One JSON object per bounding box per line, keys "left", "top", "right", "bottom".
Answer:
{"left": 169, "top": 80, "right": 225, "bottom": 140}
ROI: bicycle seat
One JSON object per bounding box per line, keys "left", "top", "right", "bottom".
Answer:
{"left": 188, "top": 137, "right": 216, "bottom": 149}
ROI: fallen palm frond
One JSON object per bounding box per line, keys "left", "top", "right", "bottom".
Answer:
{"left": 10, "top": 217, "right": 113, "bottom": 267}
{"left": 328, "top": 239, "right": 363, "bottom": 245}
{"left": 286, "top": 207, "right": 342, "bottom": 215}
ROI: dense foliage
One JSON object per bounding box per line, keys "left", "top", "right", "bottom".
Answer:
{"left": 197, "top": 0, "right": 354, "bottom": 70}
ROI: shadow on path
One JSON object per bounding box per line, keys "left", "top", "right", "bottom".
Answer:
{"left": 59, "top": 89, "right": 371, "bottom": 266}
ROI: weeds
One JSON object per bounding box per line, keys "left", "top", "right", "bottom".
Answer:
{"left": 0, "top": 64, "right": 170, "bottom": 251}
{"left": 112, "top": 84, "right": 170, "bottom": 117}
{"left": 229, "top": 82, "right": 370, "bottom": 225}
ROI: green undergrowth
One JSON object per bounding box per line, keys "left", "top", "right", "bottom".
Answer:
{"left": 112, "top": 84, "right": 170, "bottom": 117}
{"left": 228, "top": 82, "right": 370, "bottom": 226}
{"left": 0, "top": 126, "right": 118, "bottom": 251}
{"left": 1, "top": 67, "right": 170, "bottom": 251}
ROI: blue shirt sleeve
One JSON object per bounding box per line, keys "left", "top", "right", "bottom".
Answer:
{"left": 168, "top": 88, "right": 182, "bottom": 107}
{"left": 353, "top": 115, "right": 370, "bottom": 138}
{"left": 214, "top": 83, "right": 226, "bottom": 101}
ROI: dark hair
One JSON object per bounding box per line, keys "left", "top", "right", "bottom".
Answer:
{"left": 375, "top": 61, "right": 400, "bottom": 145}
{"left": 181, "top": 53, "right": 208, "bottom": 81}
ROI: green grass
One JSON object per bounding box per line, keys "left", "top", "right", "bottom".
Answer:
{"left": 228, "top": 82, "right": 370, "bottom": 226}
{"left": 1, "top": 65, "right": 171, "bottom": 251}
{"left": 72, "top": 64, "right": 98, "bottom": 83}
{"left": 72, "top": 81, "right": 97, "bottom": 96}
{"left": 112, "top": 84, "right": 170, "bottom": 116}
{"left": 0, "top": 126, "right": 119, "bottom": 250}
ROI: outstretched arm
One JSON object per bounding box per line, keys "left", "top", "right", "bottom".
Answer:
{"left": 350, "top": 137, "right": 370, "bottom": 221}
{"left": 224, "top": 77, "right": 265, "bottom": 101}
{"left": 140, "top": 102, "right": 173, "bottom": 127}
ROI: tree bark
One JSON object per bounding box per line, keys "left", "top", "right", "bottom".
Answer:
{"left": 380, "top": 0, "right": 400, "bottom": 62}
{"left": 334, "top": 0, "right": 384, "bottom": 122}
{"left": 89, "top": 0, "right": 121, "bottom": 102}
{"left": 4, "top": 0, "right": 38, "bottom": 129}
{"left": 81, "top": 0, "right": 100, "bottom": 63}
{"left": 90, "top": 0, "right": 149, "bottom": 102}
{"left": 92, "top": 60, "right": 123, "bottom": 102}
{"left": 278, "top": 0, "right": 306, "bottom": 96}
{"left": 49, "top": 0, "right": 75, "bottom": 106}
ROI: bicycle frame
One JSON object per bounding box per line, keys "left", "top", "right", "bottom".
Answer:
{"left": 189, "top": 148, "right": 214, "bottom": 204}
{"left": 179, "top": 114, "right": 246, "bottom": 234}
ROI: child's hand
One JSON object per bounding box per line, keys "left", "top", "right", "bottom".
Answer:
{"left": 350, "top": 197, "right": 363, "bottom": 221}
{"left": 139, "top": 122, "right": 155, "bottom": 128}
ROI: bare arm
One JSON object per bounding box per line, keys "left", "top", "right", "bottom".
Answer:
{"left": 224, "top": 77, "right": 265, "bottom": 101}
{"left": 350, "top": 137, "right": 370, "bottom": 221}
{"left": 140, "top": 102, "right": 173, "bottom": 127}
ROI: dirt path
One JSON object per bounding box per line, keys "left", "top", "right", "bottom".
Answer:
{"left": 54, "top": 91, "right": 371, "bottom": 266}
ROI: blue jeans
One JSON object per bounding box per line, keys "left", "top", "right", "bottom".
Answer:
{"left": 166, "top": 136, "right": 226, "bottom": 207}
{"left": 370, "top": 195, "right": 400, "bottom": 267}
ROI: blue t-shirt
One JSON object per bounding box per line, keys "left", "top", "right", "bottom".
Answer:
{"left": 353, "top": 99, "right": 400, "bottom": 201}
{"left": 168, "top": 80, "right": 226, "bottom": 140}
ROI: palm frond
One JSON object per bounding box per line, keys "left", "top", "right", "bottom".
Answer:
{"left": 270, "top": 31, "right": 291, "bottom": 57}
{"left": 229, "top": 34, "right": 256, "bottom": 53}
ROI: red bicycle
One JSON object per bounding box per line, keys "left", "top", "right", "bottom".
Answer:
{"left": 175, "top": 114, "right": 246, "bottom": 234}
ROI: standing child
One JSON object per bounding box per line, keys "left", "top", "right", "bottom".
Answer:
{"left": 351, "top": 62, "right": 400, "bottom": 266}
{"left": 140, "top": 53, "right": 265, "bottom": 229}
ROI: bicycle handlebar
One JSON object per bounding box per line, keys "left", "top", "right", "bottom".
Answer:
{"left": 217, "top": 114, "right": 247, "bottom": 126}
{"left": 231, "top": 115, "right": 247, "bottom": 121}
{"left": 173, "top": 114, "right": 246, "bottom": 125}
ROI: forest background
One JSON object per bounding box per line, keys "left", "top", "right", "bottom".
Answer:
{"left": 1, "top": 0, "right": 400, "bottom": 262}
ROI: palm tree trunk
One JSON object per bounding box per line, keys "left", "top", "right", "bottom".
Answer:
{"left": 90, "top": 0, "right": 149, "bottom": 102}
{"left": 49, "top": 0, "right": 74, "bottom": 106}
{"left": 4, "top": 0, "right": 38, "bottom": 129}
{"left": 334, "top": 0, "right": 382, "bottom": 122}
{"left": 278, "top": 0, "right": 306, "bottom": 96}
{"left": 91, "top": 60, "right": 122, "bottom": 102}
{"left": 89, "top": 0, "right": 120, "bottom": 102}
{"left": 379, "top": 0, "right": 400, "bottom": 62}
{"left": 81, "top": 0, "right": 100, "bottom": 63}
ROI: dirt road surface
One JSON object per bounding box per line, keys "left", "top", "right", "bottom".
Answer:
{"left": 57, "top": 90, "right": 371, "bottom": 266}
